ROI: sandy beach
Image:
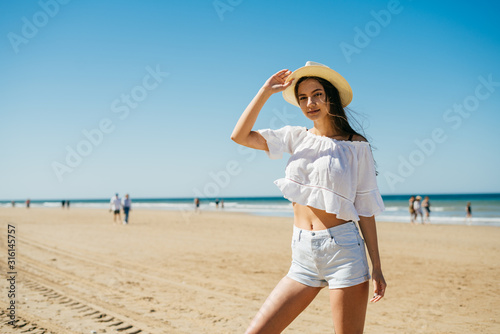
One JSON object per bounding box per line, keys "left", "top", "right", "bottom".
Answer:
{"left": 0, "top": 207, "right": 499, "bottom": 334}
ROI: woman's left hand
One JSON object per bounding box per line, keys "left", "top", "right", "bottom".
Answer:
{"left": 370, "top": 268, "right": 387, "bottom": 303}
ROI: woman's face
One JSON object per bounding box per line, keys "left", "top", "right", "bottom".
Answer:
{"left": 297, "top": 78, "right": 330, "bottom": 121}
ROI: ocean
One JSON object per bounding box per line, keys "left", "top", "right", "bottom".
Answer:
{"left": 2, "top": 193, "right": 499, "bottom": 227}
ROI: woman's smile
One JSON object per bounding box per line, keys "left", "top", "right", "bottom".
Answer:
{"left": 297, "top": 79, "right": 330, "bottom": 121}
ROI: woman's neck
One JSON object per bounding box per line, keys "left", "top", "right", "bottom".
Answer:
{"left": 312, "top": 119, "right": 340, "bottom": 138}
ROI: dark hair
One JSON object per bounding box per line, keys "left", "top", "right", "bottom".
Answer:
{"left": 294, "top": 76, "right": 379, "bottom": 174}
{"left": 294, "top": 76, "right": 366, "bottom": 140}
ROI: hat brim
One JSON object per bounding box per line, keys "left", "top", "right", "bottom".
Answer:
{"left": 282, "top": 65, "right": 353, "bottom": 108}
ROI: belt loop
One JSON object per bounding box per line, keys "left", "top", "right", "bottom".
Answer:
{"left": 327, "top": 227, "right": 334, "bottom": 240}
{"left": 298, "top": 229, "right": 302, "bottom": 242}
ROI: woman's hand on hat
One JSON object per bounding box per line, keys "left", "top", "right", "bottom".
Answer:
{"left": 262, "top": 69, "right": 293, "bottom": 94}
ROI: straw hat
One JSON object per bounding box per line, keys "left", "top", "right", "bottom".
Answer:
{"left": 416, "top": 196, "right": 422, "bottom": 200}
{"left": 282, "top": 61, "right": 353, "bottom": 108}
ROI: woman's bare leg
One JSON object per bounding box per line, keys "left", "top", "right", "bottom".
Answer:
{"left": 329, "top": 281, "right": 369, "bottom": 334}
{"left": 245, "top": 276, "right": 322, "bottom": 334}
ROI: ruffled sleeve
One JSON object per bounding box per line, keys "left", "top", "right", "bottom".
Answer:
{"left": 354, "top": 144, "right": 385, "bottom": 217}
{"left": 256, "top": 125, "right": 303, "bottom": 160}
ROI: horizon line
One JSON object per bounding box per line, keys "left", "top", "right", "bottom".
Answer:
{"left": 2, "top": 192, "right": 500, "bottom": 202}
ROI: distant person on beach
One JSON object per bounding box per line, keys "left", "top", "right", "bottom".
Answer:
{"left": 11, "top": 200, "right": 15, "bottom": 207}
{"left": 194, "top": 197, "right": 200, "bottom": 213}
{"left": 62, "top": 200, "right": 65, "bottom": 208}
{"left": 109, "top": 193, "right": 122, "bottom": 223}
{"left": 231, "top": 62, "right": 386, "bottom": 333}
{"left": 66, "top": 200, "right": 70, "bottom": 209}
{"left": 26, "top": 199, "right": 30, "bottom": 209}
{"left": 409, "top": 196, "right": 415, "bottom": 223}
{"left": 465, "top": 202, "right": 472, "bottom": 224}
{"left": 220, "top": 199, "right": 224, "bottom": 209}
{"left": 413, "top": 196, "right": 424, "bottom": 224}
{"left": 422, "top": 196, "right": 431, "bottom": 223}
{"left": 122, "top": 194, "right": 132, "bottom": 224}
{"left": 215, "top": 198, "right": 220, "bottom": 208}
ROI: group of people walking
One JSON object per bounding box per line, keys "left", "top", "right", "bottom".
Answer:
{"left": 409, "top": 195, "right": 431, "bottom": 224}
{"left": 110, "top": 193, "right": 132, "bottom": 224}
{"left": 409, "top": 196, "right": 474, "bottom": 224}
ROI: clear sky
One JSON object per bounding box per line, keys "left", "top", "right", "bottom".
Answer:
{"left": 1, "top": 0, "right": 499, "bottom": 201}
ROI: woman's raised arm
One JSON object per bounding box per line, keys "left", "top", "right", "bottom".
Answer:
{"left": 230, "top": 69, "right": 293, "bottom": 150}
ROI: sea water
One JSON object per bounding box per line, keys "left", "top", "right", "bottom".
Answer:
{"left": 2, "top": 193, "right": 499, "bottom": 227}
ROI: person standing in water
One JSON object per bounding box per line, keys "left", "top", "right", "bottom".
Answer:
{"left": 422, "top": 196, "right": 431, "bottom": 223}
{"left": 413, "top": 196, "right": 424, "bottom": 224}
{"left": 409, "top": 196, "right": 416, "bottom": 224}
{"left": 465, "top": 201, "right": 472, "bottom": 224}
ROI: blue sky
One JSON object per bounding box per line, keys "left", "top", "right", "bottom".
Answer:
{"left": 1, "top": 0, "right": 499, "bottom": 201}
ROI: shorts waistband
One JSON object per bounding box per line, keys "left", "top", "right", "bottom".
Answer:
{"left": 293, "top": 221, "right": 357, "bottom": 240}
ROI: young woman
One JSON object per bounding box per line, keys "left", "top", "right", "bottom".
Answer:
{"left": 231, "top": 61, "right": 387, "bottom": 333}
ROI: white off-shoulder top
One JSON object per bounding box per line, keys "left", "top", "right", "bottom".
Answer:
{"left": 257, "top": 125, "right": 384, "bottom": 222}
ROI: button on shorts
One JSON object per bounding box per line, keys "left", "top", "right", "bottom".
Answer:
{"left": 287, "top": 222, "right": 370, "bottom": 289}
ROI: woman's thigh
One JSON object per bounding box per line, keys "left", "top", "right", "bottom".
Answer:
{"left": 245, "top": 277, "right": 322, "bottom": 334}
{"left": 329, "top": 281, "right": 369, "bottom": 334}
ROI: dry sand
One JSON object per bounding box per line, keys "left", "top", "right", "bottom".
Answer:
{"left": 0, "top": 207, "right": 499, "bottom": 333}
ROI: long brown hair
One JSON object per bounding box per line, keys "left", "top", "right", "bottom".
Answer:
{"left": 294, "top": 76, "right": 378, "bottom": 174}
{"left": 294, "top": 76, "right": 366, "bottom": 140}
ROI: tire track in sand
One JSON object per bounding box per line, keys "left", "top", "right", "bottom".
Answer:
{"left": 5, "top": 234, "right": 252, "bottom": 333}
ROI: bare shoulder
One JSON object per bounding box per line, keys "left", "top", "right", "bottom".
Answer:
{"left": 352, "top": 134, "right": 368, "bottom": 142}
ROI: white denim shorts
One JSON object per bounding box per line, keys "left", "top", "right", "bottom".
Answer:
{"left": 287, "top": 222, "right": 370, "bottom": 289}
